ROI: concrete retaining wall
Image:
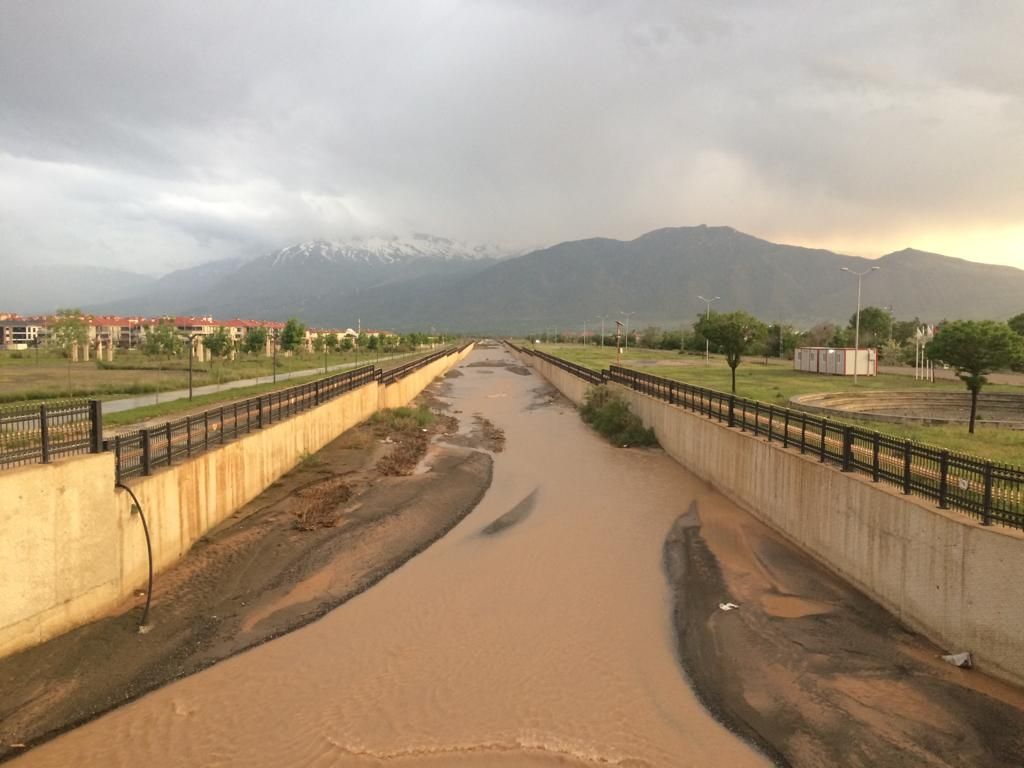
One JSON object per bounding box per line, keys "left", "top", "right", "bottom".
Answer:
{"left": 0, "top": 345, "right": 473, "bottom": 658}
{"left": 516, "top": 350, "right": 1024, "bottom": 687}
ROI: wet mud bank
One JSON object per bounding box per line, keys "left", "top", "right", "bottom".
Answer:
{"left": 666, "top": 496, "right": 1024, "bottom": 767}
{"left": 0, "top": 395, "right": 492, "bottom": 762}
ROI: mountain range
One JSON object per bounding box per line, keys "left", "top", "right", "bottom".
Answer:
{"left": 4, "top": 227, "right": 1023, "bottom": 332}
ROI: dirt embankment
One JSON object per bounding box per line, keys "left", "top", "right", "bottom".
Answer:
{"left": 0, "top": 395, "right": 492, "bottom": 762}
{"left": 666, "top": 496, "right": 1024, "bottom": 767}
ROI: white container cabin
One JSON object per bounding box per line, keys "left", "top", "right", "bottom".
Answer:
{"left": 793, "top": 346, "right": 877, "bottom": 376}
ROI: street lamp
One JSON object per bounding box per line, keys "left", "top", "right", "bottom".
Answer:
{"left": 597, "top": 315, "right": 608, "bottom": 347}
{"left": 619, "top": 311, "right": 635, "bottom": 352}
{"left": 272, "top": 328, "right": 279, "bottom": 384}
{"left": 697, "top": 295, "right": 720, "bottom": 367}
{"left": 840, "top": 266, "right": 880, "bottom": 384}
{"left": 182, "top": 332, "right": 201, "bottom": 400}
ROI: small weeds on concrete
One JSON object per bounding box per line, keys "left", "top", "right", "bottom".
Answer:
{"left": 580, "top": 385, "right": 658, "bottom": 447}
{"left": 297, "top": 450, "right": 322, "bottom": 468}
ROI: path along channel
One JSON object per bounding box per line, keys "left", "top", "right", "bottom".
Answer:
{"left": 13, "top": 345, "right": 769, "bottom": 767}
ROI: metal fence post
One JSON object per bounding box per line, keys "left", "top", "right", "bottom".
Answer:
{"left": 872, "top": 433, "right": 880, "bottom": 482}
{"left": 220, "top": 407, "right": 226, "bottom": 444}
{"left": 204, "top": 411, "right": 209, "bottom": 450}
{"left": 819, "top": 419, "right": 827, "bottom": 463}
{"left": 728, "top": 396, "right": 735, "bottom": 427}
{"left": 902, "top": 442, "right": 912, "bottom": 494}
{"left": 141, "top": 429, "right": 152, "bottom": 476}
{"left": 186, "top": 415, "right": 193, "bottom": 456}
{"left": 841, "top": 426, "right": 852, "bottom": 471}
{"left": 114, "top": 434, "right": 122, "bottom": 484}
{"left": 782, "top": 410, "right": 790, "bottom": 448}
{"left": 39, "top": 403, "right": 50, "bottom": 463}
{"left": 257, "top": 396, "right": 263, "bottom": 429}
{"left": 767, "top": 406, "right": 774, "bottom": 442}
{"left": 938, "top": 450, "right": 950, "bottom": 509}
{"left": 89, "top": 400, "right": 103, "bottom": 453}
{"left": 753, "top": 402, "right": 760, "bottom": 436}
{"left": 982, "top": 462, "right": 994, "bottom": 526}
{"left": 166, "top": 422, "right": 173, "bottom": 466}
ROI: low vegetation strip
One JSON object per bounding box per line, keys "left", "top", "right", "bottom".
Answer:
{"left": 508, "top": 341, "right": 1024, "bottom": 530}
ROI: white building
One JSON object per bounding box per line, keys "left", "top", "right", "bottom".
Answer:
{"left": 793, "top": 346, "right": 877, "bottom": 377}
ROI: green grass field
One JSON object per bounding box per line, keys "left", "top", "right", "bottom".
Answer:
{"left": 0, "top": 347, "right": 407, "bottom": 405}
{"left": 541, "top": 343, "right": 1024, "bottom": 465}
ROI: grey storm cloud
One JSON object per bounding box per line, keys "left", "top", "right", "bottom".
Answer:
{"left": 1, "top": 0, "right": 1022, "bottom": 273}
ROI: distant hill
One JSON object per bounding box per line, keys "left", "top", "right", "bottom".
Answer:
{"left": 320, "top": 226, "right": 1024, "bottom": 332}
{"left": 11, "top": 227, "right": 1024, "bottom": 330}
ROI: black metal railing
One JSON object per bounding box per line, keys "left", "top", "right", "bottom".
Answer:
{"left": 109, "top": 364, "right": 378, "bottom": 481}
{"left": 109, "top": 343, "right": 472, "bottom": 482}
{"left": 0, "top": 399, "right": 103, "bottom": 469}
{"left": 0, "top": 343, "right": 471, "bottom": 480}
{"left": 507, "top": 342, "right": 1024, "bottom": 530}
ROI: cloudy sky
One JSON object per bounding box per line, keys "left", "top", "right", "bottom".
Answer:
{"left": 1, "top": 0, "right": 1022, "bottom": 274}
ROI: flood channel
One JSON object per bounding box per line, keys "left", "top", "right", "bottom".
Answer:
{"left": 14, "top": 347, "right": 770, "bottom": 767}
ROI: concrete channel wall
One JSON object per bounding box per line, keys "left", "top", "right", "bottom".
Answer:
{"left": 0, "top": 345, "right": 473, "bottom": 659}
{"left": 516, "top": 350, "right": 1024, "bottom": 687}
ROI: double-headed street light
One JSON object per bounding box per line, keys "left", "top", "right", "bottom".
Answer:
{"left": 619, "top": 311, "right": 636, "bottom": 351}
{"left": 840, "top": 266, "right": 880, "bottom": 384}
{"left": 697, "top": 295, "right": 720, "bottom": 367}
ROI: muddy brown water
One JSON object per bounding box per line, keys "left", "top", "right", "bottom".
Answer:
{"left": 12, "top": 348, "right": 769, "bottom": 767}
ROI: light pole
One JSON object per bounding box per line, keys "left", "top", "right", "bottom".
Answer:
{"left": 697, "top": 295, "right": 720, "bottom": 367}
{"left": 840, "top": 266, "right": 880, "bottom": 385}
{"left": 597, "top": 315, "right": 607, "bottom": 347}
{"left": 619, "top": 311, "right": 635, "bottom": 352}
{"left": 182, "top": 332, "right": 201, "bottom": 400}
{"left": 272, "top": 328, "right": 279, "bottom": 384}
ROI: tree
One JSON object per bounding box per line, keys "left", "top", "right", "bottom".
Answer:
{"left": 280, "top": 317, "right": 306, "bottom": 352}
{"left": 340, "top": 336, "right": 354, "bottom": 351}
{"left": 767, "top": 324, "right": 800, "bottom": 359}
{"left": 848, "top": 306, "right": 891, "bottom": 346}
{"left": 357, "top": 331, "right": 368, "bottom": 349}
{"left": 325, "top": 333, "right": 340, "bottom": 352}
{"left": 312, "top": 335, "right": 326, "bottom": 353}
{"left": 696, "top": 310, "right": 768, "bottom": 393}
{"left": 803, "top": 322, "right": 837, "bottom": 347}
{"left": 638, "top": 326, "right": 663, "bottom": 349}
{"left": 242, "top": 327, "right": 267, "bottom": 354}
{"left": 204, "top": 326, "right": 233, "bottom": 358}
{"left": 1009, "top": 312, "right": 1024, "bottom": 337}
{"left": 367, "top": 334, "right": 379, "bottom": 351}
{"left": 143, "top": 319, "right": 181, "bottom": 358}
{"left": 892, "top": 318, "right": 921, "bottom": 346}
{"left": 49, "top": 308, "right": 89, "bottom": 357}
{"left": 927, "top": 320, "right": 1023, "bottom": 433}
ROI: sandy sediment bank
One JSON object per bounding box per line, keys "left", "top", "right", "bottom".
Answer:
{"left": 666, "top": 492, "right": 1024, "bottom": 767}
{"left": 0, "top": 396, "right": 492, "bottom": 762}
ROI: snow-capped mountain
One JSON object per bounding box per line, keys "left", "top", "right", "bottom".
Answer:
{"left": 267, "top": 234, "right": 515, "bottom": 267}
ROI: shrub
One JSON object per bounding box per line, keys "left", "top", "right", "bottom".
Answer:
{"left": 370, "top": 405, "right": 435, "bottom": 431}
{"left": 580, "top": 385, "right": 658, "bottom": 447}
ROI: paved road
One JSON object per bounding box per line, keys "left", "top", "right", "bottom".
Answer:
{"left": 878, "top": 365, "right": 1024, "bottom": 386}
